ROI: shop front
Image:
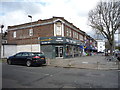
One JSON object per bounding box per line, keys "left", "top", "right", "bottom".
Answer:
{"left": 39, "top": 37, "right": 84, "bottom": 59}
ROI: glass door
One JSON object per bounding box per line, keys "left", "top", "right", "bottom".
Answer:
{"left": 55, "top": 46, "right": 63, "bottom": 58}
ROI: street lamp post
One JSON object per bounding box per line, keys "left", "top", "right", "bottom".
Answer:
{"left": 0, "top": 25, "right": 4, "bottom": 58}
{"left": 28, "top": 15, "right": 33, "bottom": 52}
{"left": 118, "top": 29, "right": 120, "bottom": 47}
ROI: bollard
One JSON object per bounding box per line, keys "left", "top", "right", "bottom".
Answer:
{"left": 47, "top": 58, "right": 50, "bottom": 65}
{"left": 118, "top": 61, "right": 120, "bottom": 70}
{"left": 68, "top": 60, "right": 72, "bottom": 67}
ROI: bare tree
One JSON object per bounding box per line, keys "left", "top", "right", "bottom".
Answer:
{"left": 88, "top": 0, "right": 120, "bottom": 55}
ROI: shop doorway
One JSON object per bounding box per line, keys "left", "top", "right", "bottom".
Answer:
{"left": 55, "top": 46, "right": 63, "bottom": 58}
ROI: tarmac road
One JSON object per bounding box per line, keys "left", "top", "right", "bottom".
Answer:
{"left": 2, "top": 63, "right": 119, "bottom": 88}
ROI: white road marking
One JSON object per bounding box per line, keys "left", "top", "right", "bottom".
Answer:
{"left": 82, "top": 62, "right": 88, "bottom": 64}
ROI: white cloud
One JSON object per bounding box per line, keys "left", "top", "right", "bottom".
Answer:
{"left": 35, "top": 0, "right": 99, "bottom": 36}
{"left": 0, "top": 0, "right": 100, "bottom": 36}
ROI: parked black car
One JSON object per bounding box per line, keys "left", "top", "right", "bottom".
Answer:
{"left": 7, "top": 52, "right": 46, "bottom": 67}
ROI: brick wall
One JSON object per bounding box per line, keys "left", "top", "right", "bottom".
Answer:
{"left": 7, "top": 23, "right": 54, "bottom": 45}
{"left": 34, "top": 24, "right": 54, "bottom": 37}
{"left": 64, "top": 24, "right": 84, "bottom": 41}
{"left": 7, "top": 17, "right": 94, "bottom": 45}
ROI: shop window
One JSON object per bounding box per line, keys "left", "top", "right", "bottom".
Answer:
{"left": 66, "top": 45, "right": 72, "bottom": 56}
{"left": 66, "top": 46, "right": 70, "bottom": 55}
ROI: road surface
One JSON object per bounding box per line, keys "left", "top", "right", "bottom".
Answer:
{"left": 2, "top": 63, "right": 119, "bottom": 88}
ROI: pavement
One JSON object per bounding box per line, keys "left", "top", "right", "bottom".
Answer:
{"left": 46, "top": 54, "right": 119, "bottom": 70}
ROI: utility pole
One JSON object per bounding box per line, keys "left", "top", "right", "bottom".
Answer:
{"left": 0, "top": 25, "right": 4, "bottom": 59}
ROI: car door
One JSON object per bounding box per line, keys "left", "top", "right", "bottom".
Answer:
{"left": 20, "top": 52, "right": 29, "bottom": 64}
{"left": 13, "top": 53, "right": 23, "bottom": 64}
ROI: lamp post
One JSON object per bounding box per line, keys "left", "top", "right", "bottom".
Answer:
{"left": 0, "top": 25, "right": 4, "bottom": 58}
{"left": 28, "top": 15, "right": 33, "bottom": 52}
{"left": 118, "top": 29, "right": 120, "bottom": 48}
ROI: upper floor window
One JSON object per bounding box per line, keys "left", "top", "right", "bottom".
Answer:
{"left": 66, "top": 27, "right": 71, "bottom": 37}
{"left": 73, "top": 31, "right": 78, "bottom": 39}
{"left": 84, "top": 36, "right": 87, "bottom": 41}
{"left": 56, "top": 22, "right": 62, "bottom": 36}
{"left": 54, "top": 20, "right": 64, "bottom": 37}
{"left": 79, "top": 34, "right": 83, "bottom": 41}
{"left": 54, "top": 21, "right": 62, "bottom": 36}
{"left": 56, "top": 25, "right": 61, "bottom": 35}
{"left": 13, "top": 31, "right": 16, "bottom": 38}
{"left": 29, "top": 29, "right": 33, "bottom": 36}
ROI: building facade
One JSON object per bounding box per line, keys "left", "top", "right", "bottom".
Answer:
{"left": 7, "top": 17, "right": 96, "bottom": 59}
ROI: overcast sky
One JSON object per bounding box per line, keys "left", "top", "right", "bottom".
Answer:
{"left": 1, "top": 0, "right": 102, "bottom": 37}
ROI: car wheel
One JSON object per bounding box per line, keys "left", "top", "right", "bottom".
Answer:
{"left": 118, "top": 57, "right": 120, "bottom": 61}
{"left": 26, "top": 60, "right": 32, "bottom": 67}
{"left": 7, "top": 60, "right": 12, "bottom": 65}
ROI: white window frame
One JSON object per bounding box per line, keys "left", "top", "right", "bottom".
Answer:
{"left": 66, "top": 28, "right": 71, "bottom": 37}
{"left": 79, "top": 34, "right": 83, "bottom": 41}
{"left": 54, "top": 21, "right": 64, "bottom": 37}
{"left": 73, "top": 31, "right": 78, "bottom": 39}
{"left": 13, "top": 31, "right": 16, "bottom": 38}
{"left": 54, "top": 19, "right": 64, "bottom": 37}
{"left": 66, "top": 28, "right": 69, "bottom": 36}
{"left": 56, "top": 25, "right": 62, "bottom": 35}
{"left": 29, "top": 29, "right": 33, "bottom": 36}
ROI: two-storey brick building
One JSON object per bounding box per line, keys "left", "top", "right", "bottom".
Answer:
{"left": 7, "top": 17, "right": 96, "bottom": 59}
